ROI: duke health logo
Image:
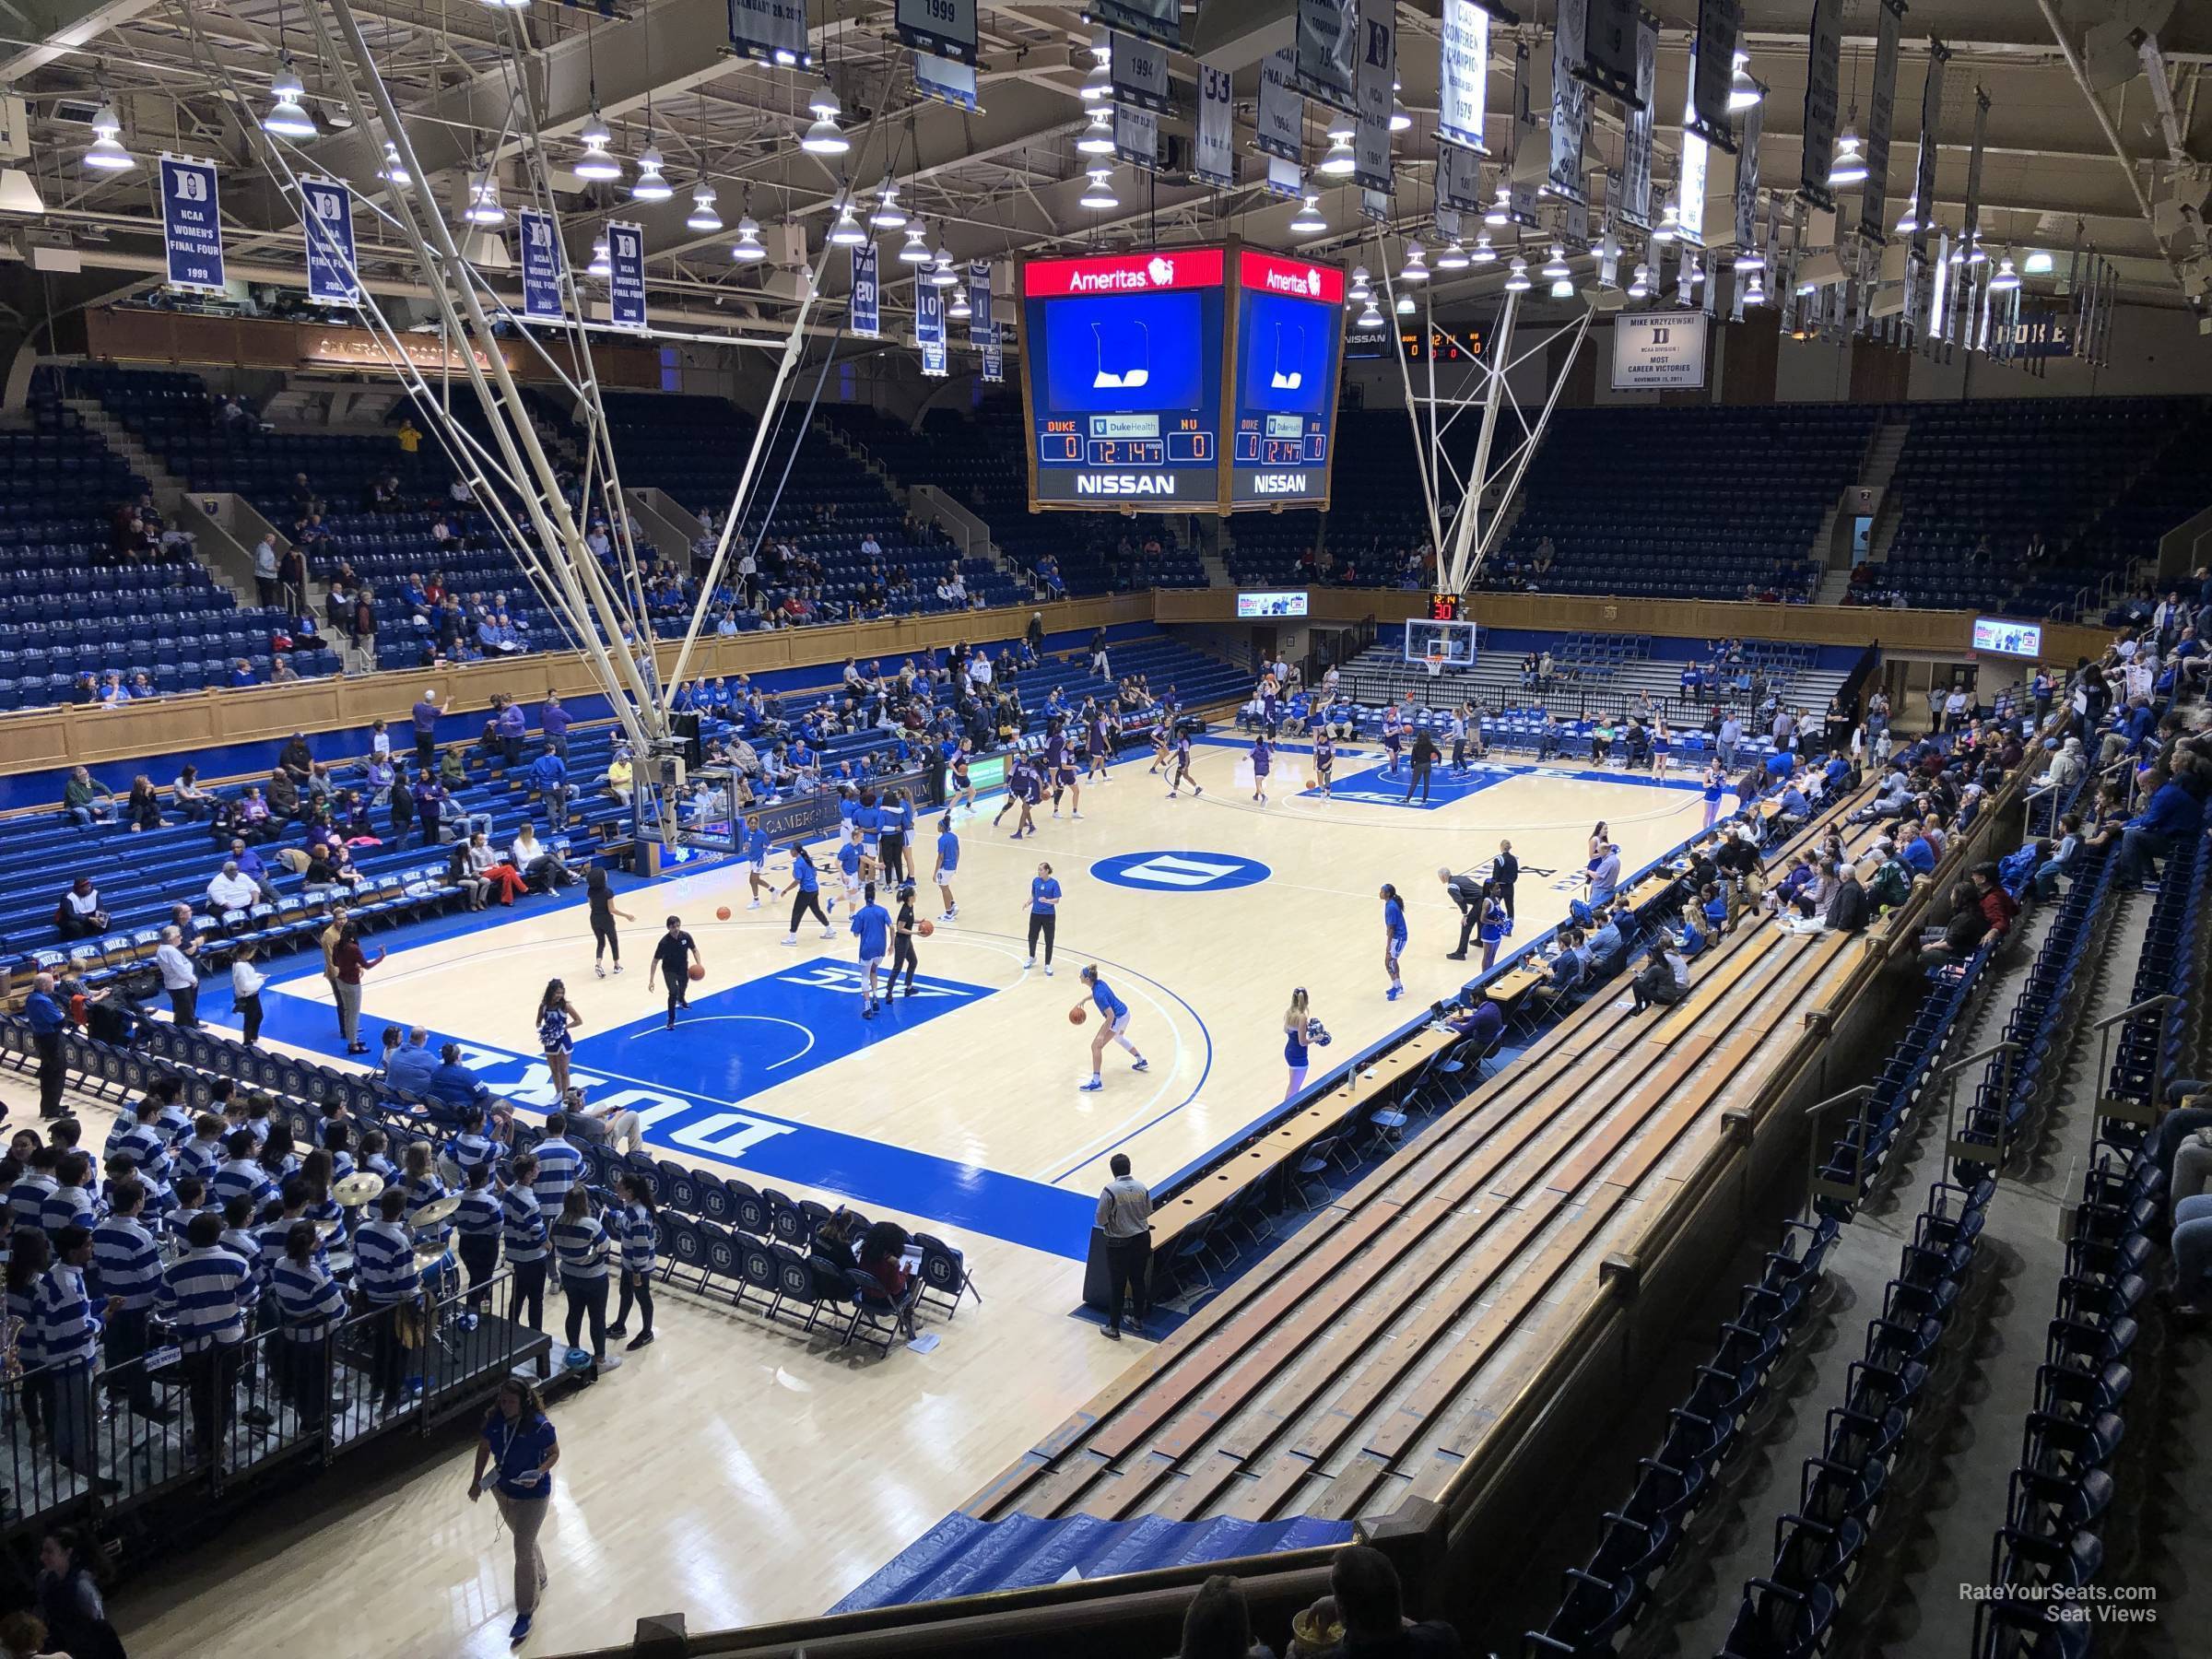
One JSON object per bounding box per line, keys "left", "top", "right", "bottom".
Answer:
{"left": 1091, "top": 850, "right": 1272, "bottom": 893}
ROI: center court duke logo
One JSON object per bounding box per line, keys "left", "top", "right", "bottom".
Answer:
{"left": 776, "top": 963, "right": 976, "bottom": 999}
{"left": 1090, "top": 850, "right": 1272, "bottom": 892}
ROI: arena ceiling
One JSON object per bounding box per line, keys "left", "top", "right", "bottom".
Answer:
{"left": 0, "top": 0, "right": 2206, "bottom": 330}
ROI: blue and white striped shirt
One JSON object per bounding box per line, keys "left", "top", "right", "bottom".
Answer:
{"left": 90, "top": 1216, "right": 163, "bottom": 1311}
{"left": 156, "top": 1103, "right": 194, "bottom": 1148}
{"left": 448, "top": 1133, "right": 499, "bottom": 1185}
{"left": 270, "top": 1256, "right": 347, "bottom": 1338}
{"left": 177, "top": 1136, "right": 225, "bottom": 1185}
{"left": 210, "top": 1159, "right": 273, "bottom": 1215}
{"left": 155, "top": 1247, "right": 250, "bottom": 1351}
{"left": 111, "top": 1171, "right": 178, "bottom": 1230}
{"left": 454, "top": 1188, "right": 503, "bottom": 1241}
{"left": 531, "top": 1136, "right": 583, "bottom": 1212}
{"left": 406, "top": 1174, "right": 453, "bottom": 1248}
{"left": 41, "top": 1183, "right": 100, "bottom": 1237}
{"left": 221, "top": 1227, "right": 262, "bottom": 1287}
{"left": 500, "top": 1186, "right": 547, "bottom": 1264}
{"left": 616, "top": 1204, "right": 658, "bottom": 1274}
{"left": 32, "top": 1264, "right": 100, "bottom": 1369}
{"left": 550, "top": 1213, "right": 611, "bottom": 1280}
{"left": 353, "top": 1220, "right": 420, "bottom": 1304}
{"left": 9, "top": 1176, "right": 55, "bottom": 1232}
{"left": 255, "top": 1217, "right": 324, "bottom": 1288}
{"left": 108, "top": 1120, "right": 172, "bottom": 1183}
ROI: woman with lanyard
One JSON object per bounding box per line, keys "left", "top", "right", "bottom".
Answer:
{"left": 469, "top": 1376, "right": 559, "bottom": 1646}
{"left": 1024, "top": 861, "right": 1063, "bottom": 978}
{"left": 780, "top": 846, "right": 835, "bottom": 946}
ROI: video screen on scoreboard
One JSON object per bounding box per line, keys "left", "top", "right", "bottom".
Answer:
{"left": 1021, "top": 248, "right": 1226, "bottom": 509}
{"left": 1228, "top": 251, "right": 1346, "bottom": 507}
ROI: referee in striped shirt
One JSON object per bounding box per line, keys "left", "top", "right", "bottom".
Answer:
{"left": 273, "top": 1221, "right": 349, "bottom": 1428}
{"left": 354, "top": 1188, "right": 422, "bottom": 1413}
{"left": 91, "top": 1180, "right": 171, "bottom": 1422}
{"left": 156, "top": 1212, "right": 251, "bottom": 1457}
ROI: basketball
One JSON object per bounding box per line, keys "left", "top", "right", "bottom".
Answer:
{"left": 715, "top": 906, "right": 731, "bottom": 920}
{"left": 917, "top": 919, "right": 935, "bottom": 936}
{"left": 1068, "top": 1006, "right": 1087, "bottom": 1026}
{"left": 688, "top": 962, "right": 706, "bottom": 981}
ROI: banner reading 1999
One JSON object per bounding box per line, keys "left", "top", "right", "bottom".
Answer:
{"left": 159, "top": 154, "right": 225, "bottom": 294}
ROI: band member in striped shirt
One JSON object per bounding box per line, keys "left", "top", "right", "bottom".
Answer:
{"left": 529, "top": 1115, "right": 584, "bottom": 1215}
{"left": 501, "top": 1152, "right": 549, "bottom": 1340}
{"left": 402, "top": 1140, "right": 456, "bottom": 1300}
{"left": 35, "top": 1226, "right": 107, "bottom": 1477}
{"left": 254, "top": 1181, "right": 320, "bottom": 1331}
{"left": 551, "top": 1188, "right": 620, "bottom": 1371}
{"left": 454, "top": 1165, "right": 503, "bottom": 1317}
{"left": 41, "top": 1152, "right": 101, "bottom": 1239}
{"left": 606, "top": 1171, "right": 658, "bottom": 1352}
{"left": 104, "top": 1097, "right": 175, "bottom": 1187}
{"left": 9, "top": 1147, "right": 56, "bottom": 1233}
{"left": 446, "top": 1105, "right": 500, "bottom": 1186}
{"left": 354, "top": 1188, "right": 422, "bottom": 1413}
{"left": 209, "top": 1131, "right": 273, "bottom": 1215}
{"left": 272, "top": 1221, "right": 349, "bottom": 1428}
{"left": 90, "top": 1180, "right": 171, "bottom": 1421}
{"left": 177, "top": 1116, "right": 226, "bottom": 1187}
{"left": 155, "top": 1212, "right": 250, "bottom": 1458}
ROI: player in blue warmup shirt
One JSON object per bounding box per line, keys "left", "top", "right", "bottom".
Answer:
{"left": 1026, "top": 861, "right": 1063, "bottom": 976}
{"left": 743, "top": 815, "right": 772, "bottom": 910}
{"left": 851, "top": 883, "right": 892, "bottom": 1018}
{"left": 1076, "top": 965, "right": 1148, "bottom": 1091}
{"left": 1380, "top": 882, "right": 1408, "bottom": 1000}
{"left": 836, "top": 827, "right": 871, "bottom": 912}
{"left": 781, "top": 846, "right": 836, "bottom": 944}
{"left": 933, "top": 814, "right": 960, "bottom": 922}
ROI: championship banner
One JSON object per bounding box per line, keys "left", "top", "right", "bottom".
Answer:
{"left": 982, "top": 342, "right": 1005, "bottom": 383}
{"left": 850, "top": 241, "right": 880, "bottom": 338}
{"left": 1961, "top": 86, "right": 1989, "bottom": 276}
{"left": 1110, "top": 29, "right": 1173, "bottom": 114}
{"left": 1687, "top": 0, "right": 1740, "bottom": 152}
{"left": 1265, "top": 155, "right": 1303, "bottom": 197}
{"left": 727, "top": 0, "right": 809, "bottom": 67}
{"left": 1798, "top": 0, "right": 1842, "bottom": 210}
{"left": 1859, "top": 0, "right": 1903, "bottom": 244}
{"left": 1360, "top": 186, "right": 1390, "bottom": 223}
{"left": 1732, "top": 97, "right": 1761, "bottom": 253}
{"left": 1619, "top": 8, "right": 1658, "bottom": 229}
{"left": 1295, "top": 0, "right": 1359, "bottom": 115}
{"left": 916, "top": 274, "right": 947, "bottom": 376}
{"left": 1597, "top": 188, "right": 1620, "bottom": 287}
{"left": 1578, "top": 0, "right": 1641, "bottom": 107}
{"left": 606, "top": 221, "right": 647, "bottom": 330}
{"left": 895, "top": 0, "right": 975, "bottom": 65}
{"left": 1508, "top": 37, "right": 1542, "bottom": 225}
{"left": 1438, "top": 139, "right": 1486, "bottom": 215}
{"left": 518, "top": 206, "right": 563, "bottom": 321}
{"left": 300, "top": 176, "right": 359, "bottom": 305}
{"left": 1910, "top": 40, "right": 1948, "bottom": 265}
{"left": 1194, "top": 61, "right": 1235, "bottom": 186}
{"left": 968, "top": 260, "right": 994, "bottom": 343}
{"left": 915, "top": 52, "right": 980, "bottom": 112}
{"left": 1677, "top": 66, "right": 1710, "bottom": 248}
{"left": 1437, "top": 0, "right": 1490, "bottom": 152}
{"left": 1089, "top": 0, "right": 1180, "bottom": 49}
{"left": 1256, "top": 49, "right": 1304, "bottom": 161}
{"left": 1548, "top": 0, "right": 1591, "bottom": 202}
{"left": 1353, "top": 0, "right": 1395, "bottom": 193}
{"left": 159, "top": 154, "right": 225, "bottom": 294}
{"left": 1114, "top": 102, "right": 1159, "bottom": 170}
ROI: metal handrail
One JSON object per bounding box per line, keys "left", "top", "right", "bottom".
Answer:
{"left": 1940, "top": 1037, "right": 2020, "bottom": 1080}
{"left": 2093, "top": 992, "right": 2178, "bottom": 1031}
{"left": 1804, "top": 1082, "right": 1875, "bottom": 1119}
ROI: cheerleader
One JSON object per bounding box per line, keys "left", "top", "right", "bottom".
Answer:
{"left": 1381, "top": 701, "right": 1406, "bottom": 776}
{"left": 1312, "top": 730, "right": 1335, "bottom": 798}
{"left": 1584, "top": 821, "right": 1609, "bottom": 895}
{"left": 1165, "top": 729, "right": 1203, "bottom": 799}
{"left": 536, "top": 979, "right": 581, "bottom": 1100}
{"left": 606, "top": 1171, "right": 657, "bottom": 1351}
{"left": 1700, "top": 759, "right": 1726, "bottom": 830}
{"left": 890, "top": 881, "right": 922, "bottom": 997}
{"left": 1283, "top": 988, "right": 1319, "bottom": 1100}
{"left": 1650, "top": 717, "right": 1671, "bottom": 779}
{"left": 1251, "top": 736, "right": 1273, "bottom": 805}
{"left": 1380, "top": 883, "right": 1407, "bottom": 1001}
{"left": 932, "top": 814, "right": 960, "bottom": 922}
{"left": 1477, "top": 882, "right": 1509, "bottom": 972}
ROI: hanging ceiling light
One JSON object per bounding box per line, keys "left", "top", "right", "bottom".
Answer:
{"left": 729, "top": 215, "right": 766, "bottom": 262}
{"left": 1079, "top": 167, "right": 1119, "bottom": 209}
{"left": 1828, "top": 126, "right": 1867, "bottom": 188}
{"left": 929, "top": 246, "right": 959, "bottom": 284}
{"left": 574, "top": 105, "right": 622, "bottom": 182}
{"left": 802, "top": 82, "right": 848, "bottom": 155}
{"left": 264, "top": 53, "right": 317, "bottom": 138}
{"left": 1965, "top": 233, "right": 1988, "bottom": 265}
{"left": 479, "top": 0, "right": 531, "bottom": 10}
{"left": 1548, "top": 276, "right": 1574, "bottom": 299}
{"left": 1389, "top": 78, "right": 1412, "bottom": 133}
{"left": 630, "top": 144, "right": 672, "bottom": 202}
{"left": 1470, "top": 232, "right": 1497, "bottom": 264}
{"left": 1289, "top": 194, "right": 1325, "bottom": 235}
{"left": 1504, "top": 255, "right": 1530, "bottom": 292}
{"left": 949, "top": 288, "right": 972, "bottom": 320}
{"left": 1077, "top": 107, "right": 1116, "bottom": 156}
{"left": 1743, "top": 270, "right": 1767, "bottom": 305}
{"left": 84, "top": 94, "right": 132, "bottom": 171}
{"left": 1895, "top": 201, "right": 1920, "bottom": 234}
{"left": 1401, "top": 241, "right": 1429, "bottom": 282}
{"left": 377, "top": 140, "right": 411, "bottom": 190}
{"left": 1728, "top": 50, "right": 1762, "bottom": 112}
{"left": 1319, "top": 133, "right": 1357, "bottom": 177}
{"left": 828, "top": 198, "right": 866, "bottom": 244}
{"left": 1485, "top": 185, "right": 1511, "bottom": 227}
{"left": 899, "top": 220, "right": 932, "bottom": 264}
{"left": 1989, "top": 253, "right": 2020, "bottom": 292}
{"left": 2022, "top": 249, "right": 2053, "bottom": 276}
{"left": 1081, "top": 51, "right": 1111, "bottom": 101}
{"left": 687, "top": 184, "right": 722, "bottom": 233}
{"left": 1735, "top": 240, "right": 1766, "bottom": 272}
{"left": 870, "top": 179, "right": 907, "bottom": 229}
{"left": 1348, "top": 264, "right": 1372, "bottom": 302}
{"left": 1653, "top": 197, "right": 1680, "bottom": 242}
{"left": 1394, "top": 292, "right": 1416, "bottom": 315}
{"left": 463, "top": 173, "right": 505, "bottom": 225}
{"left": 1356, "top": 295, "right": 1384, "bottom": 328}
{"left": 588, "top": 236, "right": 611, "bottom": 277}
{"left": 1628, "top": 262, "right": 1651, "bottom": 299}
{"left": 1541, "top": 241, "right": 1570, "bottom": 279}
{"left": 1435, "top": 240, "right": 1470, "bottom": 272}
{"left": 1687, "top": 255, "right": 1705, "bottom": 288}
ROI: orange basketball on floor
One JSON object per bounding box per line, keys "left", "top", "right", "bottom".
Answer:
{"left": 916, "top": 919, "right": 935, "bottom": 936}
{"left": 715, "top": 906, "right": 731, "bottom": 921}
{"left": 1068, "top": 1006, "right": 1087, "bottom": 1026}
{"left": 688, "top": 962, "right": 706, "bottom": 981}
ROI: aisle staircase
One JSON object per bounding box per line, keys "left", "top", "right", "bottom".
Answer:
{"left": 63, "top": 394, "right": 265, "bottom": 614}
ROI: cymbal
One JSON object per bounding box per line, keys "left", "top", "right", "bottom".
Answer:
{"left": 412, "top": 1239, "right": 453, "bottom": 1267}
{"left": 332, "top": 1172, "right": 386, "bottom": 1208}
{"left": 409, "top": 1194, "right": 463, "bottom": 1226}
{"left": 313, "top": 1218, "right": 345, "bottom": 1239}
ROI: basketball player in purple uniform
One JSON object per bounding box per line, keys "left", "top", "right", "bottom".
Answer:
{"left": 1046, "top": 722, "right": 1082, "bottom": 819}
{"left": 1250, "top": 736, "right": 1273, "bottom": 805}
{"left": 1086, "top": 708, "right": 1112, "bottom": 782}
{"left": 1381, "top": 702, "right": 1405, "bottom": 776}
{"left": 1312, "top": 731, "right": 1336, "bottom": 798}
{"left": 1166, "top": 729, "right": 1203, "bottom": 799}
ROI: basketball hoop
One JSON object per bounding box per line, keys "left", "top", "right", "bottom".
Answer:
{"left": 1424, "top": 644, "right": 1445, "bottom": 678}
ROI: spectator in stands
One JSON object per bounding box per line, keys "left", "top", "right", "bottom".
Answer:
{"left": 53, "top": 877, "right": 108, "bottom": 941}
{"left": 1287, "top": 1545, "right": 1461, "bottom": 1657}
{"left": 60, "top": 767, "right": 114, "bottom": 827}
{"left": 1629, "top": 937, "right": 1688, "bottom": 1014}
{"left": 205, "top": 862, "right": 262, "bottom": 929}
{"left": 528, "top": 747, "right": 571, "bottom": 823}
{"left": 152, "top": 926, "right": 200, "bottom": 1028}
{"left": 1175, "top": 1575, "right": 1271, "bottom": 1657}
{"left": 1825, "top": 864, "right": 1872, "bottom": 933}
{"left": 228, "top": 657, "right": 258, "bottom": 689}
{"left": 34, "top": 1529, "right": 124, "bottom": 1659}
{"left": 2112, "top": 759, "right": 2207, "bottom": 889}
{"left": 266, "top": 766, "right": 303, "bottom": 824}
{"left": 1587, "top": 843, "right": 1622, "bottom": 909}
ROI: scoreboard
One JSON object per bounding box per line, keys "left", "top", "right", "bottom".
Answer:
{"left": 1019, "top": 241, "right": 1346, "bottom": 514}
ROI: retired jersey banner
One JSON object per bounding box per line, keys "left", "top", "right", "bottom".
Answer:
{"left": 1353, "top": 0, "right": 1395, "bottom": 193}
{"left": 1859, "top": 0, "right": 1903, "bottom": 244}
{"left": 1687, "top": 0, "right": 1740, "bottom": 152}
{"left": 1798, "top": 0, "right": 1842, "bottom": 210}
{"left": 982, "top": 341, "right": 1005, "bottom": 383}
{"left": 727, "top": 0, "right": 809, "bottom": 66}
{"left": 1194, "top": 61, "right": 1235, "bottom": 186}
{"left": 159, "top": 154, "right": 225, "bottom": 294}
{"left": 1548, "top": 0, "right": 1591, "bottom": 202}
{"left": 1437, "top": 138, "right": 1485, "bottom": 216}
{"left": 850, "top": 241, "right": 880, "bottom": 338}
{"left": 1508, "top": 38, "right": 1542, "bottom": 225}
{"left": 518, "top": 206, "right": 563, "bottom": 321}
{"left": 1910, "top": 39, "right": 1949, "bottom": 265}
{"left": 1732, "top": 97, "right": 1761, "bottom": 253}
{"left": 1677, "top": 101, "right": 1710, "bottom": 249}
{"left": 1437, "top": 0, "right": 1490, "bottom": 152}
{"left": 968, "top": 260, "right": 994, "bottom": 344}
{"left": 1296, "top": 0, "right": 1359, "bottom": 115}
{"left": 1256, "top": 48, "right": 1304, "bottom": 161}
{"left": 915, "top": 274, "right": 947, "bottom": 376}
{"left": 1579, "top": 0, "right": 1641, "bottom": 106}
{"left": 300, "top": 176, "right": 359, "bottom": 305}
{"left": 1618, "top": 9, "right": 1658, "bottom": 228}
{"left": 607, "top": 222, "right": 647, "bottom": 330}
